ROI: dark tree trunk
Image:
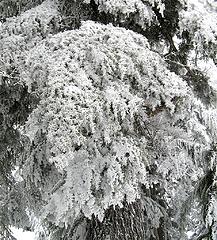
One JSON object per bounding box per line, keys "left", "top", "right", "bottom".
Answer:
{"left": 84, "top": 199, "right": 168, "bottom": 240}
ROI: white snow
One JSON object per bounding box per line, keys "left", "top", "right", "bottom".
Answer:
{"left": 11, "top": 227, "right": 35, "bottom": 240}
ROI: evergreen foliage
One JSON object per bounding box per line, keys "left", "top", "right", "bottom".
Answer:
{"left": 1, "top": 0, "right": 217, "bottom": 239}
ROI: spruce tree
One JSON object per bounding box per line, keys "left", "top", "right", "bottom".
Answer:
{"left": 1, "top": 0, "right": 217, "bottom": 239}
